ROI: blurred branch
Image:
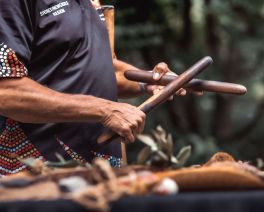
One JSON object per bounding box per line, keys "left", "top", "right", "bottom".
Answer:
{"left": 167, "top": 101, "right": 189, "bottom": 133}
{"left": 184, "top": 96, "right": 200, "bottom": 133}
{"left": 180, "top": 0, "right": 192, "bottom": 48}
{"left": 230, "top": 3, "right": 258, "bottom": 35}
{"left": 204, "top": 0, "right": 220, "bottom": 55}
{"left": 212, "top": 95, "right": 235, "bottom": 140}
{"left": 226, "top": 101, "right": 264, "bottom": 141}
{"left": 166, "top": 96, "right": 200, "bottom": 134}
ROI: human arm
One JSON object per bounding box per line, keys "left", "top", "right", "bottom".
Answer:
{"left": 114, "top": 58, "right": 142, "bottom": 98}
{"left": 0, "top": 77, "right": 145, "bottom": 142}
{"left": 113, "top": 58, "right": 187, "bottom": 99}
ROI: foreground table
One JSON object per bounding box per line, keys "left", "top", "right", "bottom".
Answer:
{"left": 1, "top": 191, "right": 264, "bottom": 212}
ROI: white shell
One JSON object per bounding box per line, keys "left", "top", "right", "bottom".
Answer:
{"left": 59, "top": 176, "right": 89, "bottom": 193}
{"left": 154, "top": 178, "right": 179, "bottom": 195}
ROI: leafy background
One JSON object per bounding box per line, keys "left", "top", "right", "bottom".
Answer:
{"left": 101, "top": 0, "right": 264, "bottom": 165}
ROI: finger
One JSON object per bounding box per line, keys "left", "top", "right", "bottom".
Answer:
{"left": 193, "top": 91, "right": 204, "bottom": 96}
{"left": 153, "top": 62, "right": 169, "bottom": 81}
{"left": 186, "top": 89, "right": 204, "bottom": 96}
{"left": 139, "top": 118, "right": 145, "bottom": 134}
{"left": 180, "top": 89, "right": 187, "bottom": 96}
{"left": 175, "top": 88, "right": 186, "bottom": 96}
{"left": 166, "top": 72, "right": 178, "bottom": 76}
{"left": 131, "top": 121, "right": 140, "bottom": 137}
{"left": 144, "top": 85, "right": 157, "bottom": 95}
{"left": 126, "top": 131, "right": 135, "bottom": 143}
{"left": 131, "top": 128, "right": 139, "bottom": 143}
{"left": 153, "top": 72, "right": 161, "bottom": 81}
{"left": 137, "top": 113, "right": 146, "bottom": 135}
{"left": 120, "top": 124, "right": 135, "bottom": 144}
{"left": 153, "top": 88, "right": 161, "bottom": 95}
{"left": 121, "top": 137, "right": 130, "bottom": 144}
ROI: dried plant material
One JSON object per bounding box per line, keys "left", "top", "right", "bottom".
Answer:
{"left": 155, "top": 152, "right": 264, "bottom": 191}
{"left": 137, "top": 147, "right": 152, "bottom": 164}
{"left": 152, "top": 126, "right": 167, "bottom": 145}
{"left": 0, "top": 182, "right": 61, "bottom": 202}
{"left": 71, "top": 163, "right": 160, "bottom": 211}
{"left": 59, "top": 176, "right": 89, "bottom": 193}
{"left": 137, "top": 126, "right": 191, "bottom": 168}
{"left": 2, "top": 151, "right": 264, "bottom": 211}
{"left": 176, "top": 146, "right": 191, "bottom": 167}
{"left": 19, "top": 158, "right": 47, "bottom": 175}
{"left": 55, "top": 153, "right": 66, "bottom": 163}
{"left": 166, "top": 134, "right": 174, "bottom": 158}
{"left": 156, "top": 164, "right": 264, "bottom": 191}
{"left": 46, "top": 160, "right": 87, "bottom": 169}
{"left": 204, "top": 152, "right": 235, "bottom": 167}
{"left": 91, "top": 158, "right": 118, "bottom": 189}
{"left": 0, "top": 158, "right": 161, "bottom": 212}
{"left": 256, "top": 158, "right": 264, "bottom": 170}
{"left": 137, "top": 135, "right": 158, "bottom": 151}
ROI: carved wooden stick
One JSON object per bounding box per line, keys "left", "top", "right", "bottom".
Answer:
{"left": 124, "top": 70, "right": 247, "bottom": 95}
{"left": 97, "top": 56, "right": 213, "bottom": 145}
{"left": 102, "top": 5, "right": 127, "bottom": 163}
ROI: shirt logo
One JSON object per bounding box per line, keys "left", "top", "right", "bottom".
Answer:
{"left": 40, "top": 1, "right": 69, "bottom": 17}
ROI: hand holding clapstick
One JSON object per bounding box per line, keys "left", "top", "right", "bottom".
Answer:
{"left": 97, "top": 56, "right": 213, "bottom": 146}
{"left": 124, "top": 69, "right": 247, "bottom": 95}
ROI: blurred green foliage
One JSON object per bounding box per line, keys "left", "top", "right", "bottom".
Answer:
{"left": 101, "top": 0, "right": 264, "bottom": 164}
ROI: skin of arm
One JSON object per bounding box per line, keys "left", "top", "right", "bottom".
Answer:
{"left": 113, "top": 58, "right": 142, "bottom": 98}
{"left": 0, "top": 77, "right": 112, "bottom": 123}
{"left": 113, "top": 58, "right": 188, "bottom": 99}
{"left": 0, "top": 77, "right": 146, "bottom": 142}
{"left": 0, "top": 58, "right": 189, "bottom": 143}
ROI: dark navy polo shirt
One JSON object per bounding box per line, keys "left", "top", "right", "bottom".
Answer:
{"left": 0, "top": 0, "right": 121, "bottom": 173}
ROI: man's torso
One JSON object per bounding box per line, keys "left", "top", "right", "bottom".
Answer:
{"left": 0, "top": 0, "right": 121, "bottom": 176}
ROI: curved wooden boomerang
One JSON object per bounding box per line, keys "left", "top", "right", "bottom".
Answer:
{"left": 97, "top": 56, "right": 213, "bottom": 146}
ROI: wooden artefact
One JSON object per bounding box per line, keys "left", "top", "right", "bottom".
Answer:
{"left": 124, "top": 70, "right": 247, "bottom": 95}
{"left": 155, "top": 153, "right": 264, "bottom": 191}
{"left": 97, "top": 57, "right": 213, "bottom": 146}
{"left": 102, "top": 5, "right": 127, "bottom": 162}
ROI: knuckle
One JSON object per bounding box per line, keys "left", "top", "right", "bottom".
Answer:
{"left": 121, "top": 126, "right": 130, "bottom": 135}
{"left": 156, "top": 62, "right": 168, "bottom": 70}
{"left": 128, "top": 123, "right": 135, "bottom": 129}
{"left": 127, "top": 135, "right": 133, "bottom": 142}
{"left": 137, "top": 118, "right": 143, "bottom": 125}
{"left": 141, "top": 112, "right": 146, "bottom": 119}
{"left": 132, "top": 122, "right": 138, "bottom": 128}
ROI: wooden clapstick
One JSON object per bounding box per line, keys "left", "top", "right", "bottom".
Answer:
{"left": 102, "top": 5, "right": 127, "bottom": 163}
{"left": 97, "top": 56, "right": 213, "bottom": 145}
{"left": 124, "top": 70, "right": 247, "bottom": 95}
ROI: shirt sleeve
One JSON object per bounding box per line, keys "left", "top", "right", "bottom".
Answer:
{"left": 0, "top": 0, "right": 33, "bottom": 78}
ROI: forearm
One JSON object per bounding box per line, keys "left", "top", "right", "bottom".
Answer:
{"left": 0, "top": 77, "right": 111, "bottom": 123}
{"left": 113, "top": 58, "right": 143, "bottom": 98}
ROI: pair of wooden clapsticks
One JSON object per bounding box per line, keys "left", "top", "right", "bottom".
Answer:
{"left": 97, "top": 56, "right": 247, "bottom": 146}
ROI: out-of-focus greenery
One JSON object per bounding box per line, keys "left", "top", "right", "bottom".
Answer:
{"left": 102, "top": 0, "right": 264, "bottom": 164}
